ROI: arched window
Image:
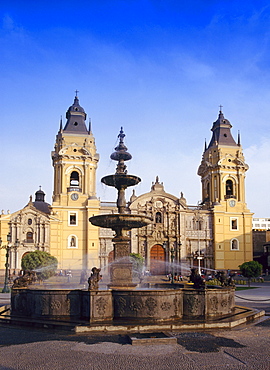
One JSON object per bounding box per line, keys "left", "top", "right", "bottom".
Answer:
{"left": 231, "top": 239, "right": 239, "bottom": 250}
{"left": 206, "top": 182, "right": 210, "bottom": 200}
{"left": 226, "top": 179, "right": 234, "bottom": 197}
{"left": 70, "top": 171, "right": 79, "bottom": 186}
{"left": 26, "top": 232, "right": 33, "bottom": 243}
{"left": 155, "top": 212, "right": 162, "bottom": 223}
{"left": 68, "top": 235, "right": 78, "bottom": 248}
{"left": 194, "top": 218, "right": 202, "bottom": 230}
{"left": 203, "top": 182, "right": 210, "bottom": 203}
{"left": 231, "top": 218, "right": 238, "bottom": 230}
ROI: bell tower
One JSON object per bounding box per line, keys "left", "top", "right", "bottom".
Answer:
{"left": 50, "top": 95, "right": 100, "bottom": 270}
{"left": 198, "top": 109, "right": 253, "bottom": 270}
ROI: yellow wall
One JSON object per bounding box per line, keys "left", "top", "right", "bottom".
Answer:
{"left": 213, "top": 208, "right": 253, "bottom": 270}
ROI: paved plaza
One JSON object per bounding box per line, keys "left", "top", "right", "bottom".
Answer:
{"left": 0, "top": 278, "right": 269, "bottom": 369}
{"left": 0, "top": 319, "right": 270, "bottom": 369}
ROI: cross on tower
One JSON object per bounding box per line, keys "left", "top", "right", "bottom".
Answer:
{"left": 75, "top": 89, "right": 79, "bottom": 97}
{"left": 219, "top": 105, "right": 223, "bottom": 112}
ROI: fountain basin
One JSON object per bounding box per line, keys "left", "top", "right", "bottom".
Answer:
{"left": 113, "top": 289, "right": 183, "bottom": 322}
{"left": 101, "top": 174, "right": 141, "bottom": 188}
{"left": 11, "top": 286, "right": 235, "bottom": 323}
{"left": 89, "top": 214, "right": 152, "bottom": 230}
{"left": 11, "top": 289, "right": 113, "bottom": 323}
{"left": 183, "top": 287, "right": 235, "bottom": 317}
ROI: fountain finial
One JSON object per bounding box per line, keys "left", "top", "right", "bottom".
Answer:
{"left": 118, "top": 126, "right": 125, "bottom": 142}
{"left": 110, "top": 127, "right": 132, "bottom": 174}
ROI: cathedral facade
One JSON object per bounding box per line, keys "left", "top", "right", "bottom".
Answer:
{"left": 0, "top": 97, "right": 253, "bottom": 275}
{"left": 88, "top": 105, "right": 253, "bottom": 274}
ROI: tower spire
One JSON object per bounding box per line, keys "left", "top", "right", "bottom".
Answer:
{"left": 59, "top": 116, "right": 63, "bottom": 131}
{"left": 88, "top": 118, "right": 92, "bottom": 134}
{"left": 207, "top": 109, "right": 237, "bottom": 149}
{"left": 63, "top": 95, "right": 88, "bottom": 133}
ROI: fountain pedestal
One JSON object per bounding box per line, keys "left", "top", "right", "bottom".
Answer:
{"left": 90, "top": 213, "right": 152, "bottom": 288}
{"left": 109, "top": 262, "right": 135, "bottom": 288}
{"left": 109, "top": 236, "right": 136, "bottom": 288}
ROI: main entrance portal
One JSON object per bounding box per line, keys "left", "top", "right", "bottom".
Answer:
{"left": 150, "top": 244, "right": 166, "bottom": 275}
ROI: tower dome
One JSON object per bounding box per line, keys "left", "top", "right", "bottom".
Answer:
{"left": 66, "top": 96, "right": 86, "bottom": 116}
{"left": 33, "top": 187, "right": 50, "bottom": 214}
{"left": 63, "top": 94, "right": 88, "bottom": 134}
{"left": 207, "top": 108, "right": 237, "bottom": 149}
{"left": 35, "top": 187, "right": 45, "bottom": 202}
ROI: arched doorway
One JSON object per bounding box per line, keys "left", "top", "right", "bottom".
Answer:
{"left": 21, "top": 251, "right": 30, "bottom": 260}
{"left": 19, "top": 251, "right": 31, "bottom": 274}
{"left": 108, "top": 250, "right": 114, "bottom": 264}
{"left": 105, "top": 250, "right": 115, "bottom": 278}
{"left": 150, "top": 244, "right": 166, "bottom": 275}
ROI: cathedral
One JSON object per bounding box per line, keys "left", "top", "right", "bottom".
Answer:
{"left": 0, "top": 96, "right": 253, "bottom": 275}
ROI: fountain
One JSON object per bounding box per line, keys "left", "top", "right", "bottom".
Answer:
{"left": 89, "top": 127, "right": 152, "bottom": 288}
{"left": 8, "top": 129, "right": 264, "bottom": 332}
{"left": 88, "top": 128, "right": 236, "bottom": 323}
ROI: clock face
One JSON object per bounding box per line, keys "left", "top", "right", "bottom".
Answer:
{"left": 71, "top": 193, "right": 79, "bottom": 201}
{"left": 229, "top": 200, "right": 236, "bottom": 207}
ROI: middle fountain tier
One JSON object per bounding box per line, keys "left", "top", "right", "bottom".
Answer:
{"left": 89, "top": 127, "right": 152, "bottom": 288}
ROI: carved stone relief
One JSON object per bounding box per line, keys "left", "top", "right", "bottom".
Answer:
{"left": 209, "top": 296, "right": 218, "bottom": 311}
{"left": 145, "top": 297, "right": 157, "bottom": 316}
{"left": 50, "top": 300, "right": 61, "bottom": 311}
{"left": 95, "top": 297, "right": 107, "bottom": 316}
{"left": 161, "top": 301, "right": 171, "bottom": 311}
{"left": 186, "top": 295, "right": 199, "bottom": 314}
{"left": 115, "top": 296, "right": 126, "bottom": 316}
{"left": 129, "top": 300, "right": 143, "bottom": 312}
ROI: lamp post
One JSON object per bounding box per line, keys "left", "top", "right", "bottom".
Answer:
{"left": 12, "top": 238, "right": 20, "bottom": 275}
{"left": 170, "top": 245, "right": 175, "bottom": 284}
{"left": 162, "top": 241, "right": 167, "bottom": 274}
{"left": 195, "top": 202, "right": 203, "bottom": 276}
{"left": 0, "top": 234, "right": 20, "bottom": 292}
{"left": 197, "top": 253, "right": 203, "bottom": 276}
{"left": 0, "top": 232, "right": 11, "bottom": 293}
{"left": 177, "top": 241, "right": 182, "bottom": 275}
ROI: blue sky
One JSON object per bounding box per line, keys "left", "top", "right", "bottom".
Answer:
{"left": 1, "top": 0, "right": 270, "bottom": 217}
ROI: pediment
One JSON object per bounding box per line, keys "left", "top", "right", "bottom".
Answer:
{"left": 59, "top": 144, "right": 91, "bottom": 156}
{"left": 218, "top": 154, "right": 235, "bottom": 165}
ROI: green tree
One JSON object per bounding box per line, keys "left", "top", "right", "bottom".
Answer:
{"left": 238, "top": 261, "right": 262, "bottom": 287}
{"left": 21, "top": 250, "right": 58, "bottom": 280}
{"left": 130, "top": 253, "right": 144, "bottom": 283}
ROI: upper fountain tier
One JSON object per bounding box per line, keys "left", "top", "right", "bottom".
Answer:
{"left": 101, "top": 127, "right": 141, "bottom": 190}
{"left": 90, "top": 127, "right": 152, "bottom": 229}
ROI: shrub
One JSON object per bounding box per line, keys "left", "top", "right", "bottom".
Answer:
{"left": 206, "top": 278, "right": 222, "bottom": 286}
{"left": 21, "top": 250, "right": 58, "bottom": 280}
{"left": 238, "top": 261, "right": 262, "bottom": 287}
